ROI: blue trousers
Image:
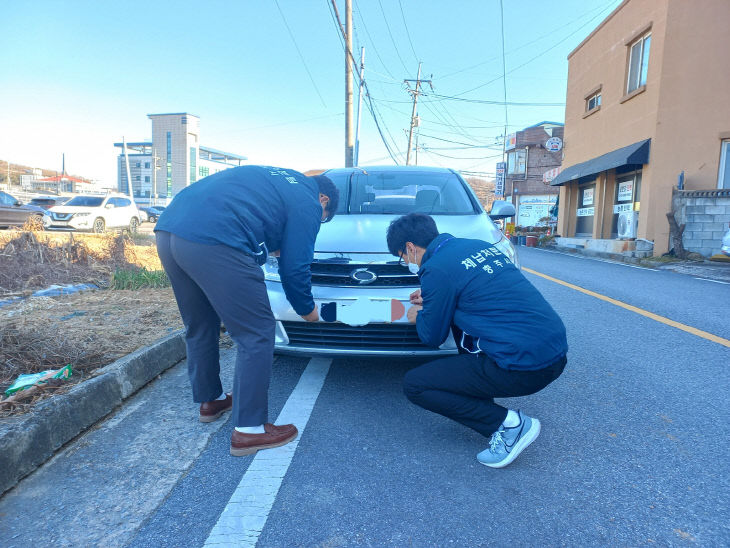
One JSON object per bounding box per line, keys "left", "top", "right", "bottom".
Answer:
{"left": 403, "top": 352, "right": 566, "bottom": 438}
{"left": 156, "top": 231, "right": 274, "bottom": 427}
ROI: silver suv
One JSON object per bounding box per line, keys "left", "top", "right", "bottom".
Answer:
{"left": 265, "top": 166, "right": 517, "bottom": 357}
{"left": 46, "top": 194, "right": 140, "bottom": 233}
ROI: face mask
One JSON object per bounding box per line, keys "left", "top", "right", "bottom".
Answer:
{"left": 406, "top": 248, "right": 420, "bottom": 275}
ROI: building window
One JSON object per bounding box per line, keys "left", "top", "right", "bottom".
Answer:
{"left": 145, "top": 162, "right": 150, "bottom": 169}
{"left": 135, "top": 175, "right": 141, "bottom": 182}
{"left": 199, "top": 166, "right": 209, "bottom": 178}
{"left": 507, "top": 149, "right": 526, "bottom": 175}
{"left": 190, "top": 147, "right": 197, "bottom": 183}
{"left": 627, "top": 33, "right": 651, "bottom": 94}
{"left": 586, "top": 91, "right": 601, "bottom": 112}
{"left": 144, "top": 176, "right": 150, "bottom": 183}
{"left": 719, "top": 140, "right": 730, "bottom": 189}
{"left": 135, "top": 162, "right": 141, "bottom": 168}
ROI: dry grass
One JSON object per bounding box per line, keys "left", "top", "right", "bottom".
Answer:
{"left": 0, "top": 227, "right": 183, "bottom": 416}
{"left": 0, "top": 228, "right": 162, "bottom": 294}
{"left": 0, "top": 289, "right": 183, "bottom": 416}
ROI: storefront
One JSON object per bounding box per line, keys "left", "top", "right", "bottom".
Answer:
{"left": 516, "top": 194, "right": 558, "bottom": 228}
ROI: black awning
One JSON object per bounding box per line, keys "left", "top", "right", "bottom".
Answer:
{"left": 551, "top": 139, "right": 651, "bottom": 186}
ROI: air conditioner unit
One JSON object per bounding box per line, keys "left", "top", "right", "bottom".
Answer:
{"left": 617, "top": 210, "right": 639, "bottom": 239}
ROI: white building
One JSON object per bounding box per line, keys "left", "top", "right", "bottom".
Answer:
{"left": 115, "top": 113, "right": 246, "bottom": 204}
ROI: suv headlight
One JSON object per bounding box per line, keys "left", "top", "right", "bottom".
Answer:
{"left": 263, "top": 256, "right": 281, "bottom": 282}
{"left": 499, "top": 234, "right": 520, "bottom": 269}
{"left": 73, "top": 212, "right": 91, "bottom": 218}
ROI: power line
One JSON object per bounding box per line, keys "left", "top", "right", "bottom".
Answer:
{"left": 398, "top": 0, "right": 419, "bottom": 63}
{"left": 499, "top": 0, "right": 508, "bottom": 162}
{"left": 274, "top": 0, "right": 327, "bottom": 107}
{"left": 449, "top": 2, "right": 619, "bottom": 98}
{"left": 353, "top": 1, "right": 397, "bottom": 80}
{"left": 377, "top": 0, "right": 410, "bottom": 72}
{"left": 438, "top": 1, "right": 616, "bottom": 80}
{"left": 425, "top": 94, "right": 565, "bottom": 106}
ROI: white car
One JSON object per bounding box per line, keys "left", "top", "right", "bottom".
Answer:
{"left": 265, "top": 166, "right": 517, "bottom": 357}
{"left": 45, "top": 194, "right": 141, "bottom": 233}
{"left": 722, "top": 223, "right": 730, "bottom": 256}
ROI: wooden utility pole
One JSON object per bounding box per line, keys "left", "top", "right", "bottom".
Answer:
{"left": 405, "top": 63, "right": 430, "bottom": 166}
{"left": 345, "top": 0, "right": 354, "bottom": 167}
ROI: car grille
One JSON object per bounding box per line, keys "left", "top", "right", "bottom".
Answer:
{"left": 281, "top": 321, "right": 430, "bottom": 350}
{"left": 310, "top": 262, "right": 418, "bottom": 287}
{"left": 51, "top": 213, "right": 73, "bottom": 221}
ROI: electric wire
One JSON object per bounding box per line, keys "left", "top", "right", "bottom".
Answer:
{"left": 377, "top": 0, "right": 411, "bottom": 72}
{"left": 274, "top": 0, "right": 327, "bottom": 108}
{"left": 398, "top": 0, "right": 419, "bottom": 63}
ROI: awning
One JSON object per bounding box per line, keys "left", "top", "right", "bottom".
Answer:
{"left": 551, "top": 139, "right": 651, "bottom": 186}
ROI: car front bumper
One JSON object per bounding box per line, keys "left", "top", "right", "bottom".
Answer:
{"left": 267, "top": 281, "right": 457, "bottom": 357}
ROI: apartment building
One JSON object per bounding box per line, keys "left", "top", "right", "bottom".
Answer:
{"left": 552, "top": 0, "right": 730, "bottom": 255}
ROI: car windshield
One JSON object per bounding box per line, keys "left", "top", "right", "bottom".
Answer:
{"left": 65, "top": 196, "right": 104, "bottom": 207}
{"left": 325, "top": 170, "right": 478, "bottom": 215}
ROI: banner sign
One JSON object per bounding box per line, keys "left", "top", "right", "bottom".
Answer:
{"left": 495, "top": 162, "right": 506, "bottom": 197}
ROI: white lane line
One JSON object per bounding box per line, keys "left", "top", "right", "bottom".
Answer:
{"left": 204, "top": 357, "right": 332, "bottom": 547}
{"left": 693, "top": 277, "right": 730, "bottom": 285}
{"left": 527, "top": 247, "right": 656, "bottom": 270}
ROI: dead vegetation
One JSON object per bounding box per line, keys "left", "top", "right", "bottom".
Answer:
{"left": 0, "top": 227, "right": 178, "bottom": 417}
{"left": 0, "top": 289, "right": 183, "bottom": 416}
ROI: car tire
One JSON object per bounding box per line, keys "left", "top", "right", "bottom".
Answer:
{"left": 150, "top": 215, "right": 157, "bottom": 223}
{"left": 93, "top": 217, "right": 106, "bottom": 233}
{"left": 129, "top": 217, "right": 139, "bottom": 234}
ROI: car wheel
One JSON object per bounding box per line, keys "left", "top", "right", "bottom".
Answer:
{"left": 150, "top": 215, "right": 157, "bottom": 223}
{"left": 93, "top": 217, "right": 106, "bottom": 233}
{"left": 129, "top": 217, "right": 139, "bottom": 234}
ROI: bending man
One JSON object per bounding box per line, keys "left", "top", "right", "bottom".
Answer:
{"left": 155, "top": 166, "right": 339, "bottom": 456}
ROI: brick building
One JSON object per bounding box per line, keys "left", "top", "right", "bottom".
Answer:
{"left": 504, "top": 122, "right": 563, "bottom": 228}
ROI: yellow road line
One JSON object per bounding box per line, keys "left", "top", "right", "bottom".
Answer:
{"left": 523, "top": 267, "right": 730, "bottom": 348}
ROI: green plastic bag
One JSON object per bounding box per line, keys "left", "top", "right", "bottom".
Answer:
{"left": 4, "top": 364, "right": 73, "bottom": 396}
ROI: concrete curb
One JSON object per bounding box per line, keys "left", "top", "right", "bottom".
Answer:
{"left": 0, "top": 330, "right": 186, "bottom": 496}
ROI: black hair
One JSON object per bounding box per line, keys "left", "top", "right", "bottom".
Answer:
{"left": 386, "top": 213, "right": 439, "bottom": 257}
{"left": 311, "top": 174, "right": 340, "bottom": 222}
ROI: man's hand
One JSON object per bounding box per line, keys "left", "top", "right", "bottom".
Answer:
{"left": 407, "top": 304, "right": 422, "bottom": 324}
{"left": 409, "top": 289, "right": 423, "bottom": 306}
{"left": 301, "top": 306, "right": 319, "bottom": 322}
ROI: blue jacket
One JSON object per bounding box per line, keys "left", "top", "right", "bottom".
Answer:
{"left": 416, "top": 233, "right": 568, "bottom": 370}
{"left": 155, "top": 165, "right": 322, "bottom": 316}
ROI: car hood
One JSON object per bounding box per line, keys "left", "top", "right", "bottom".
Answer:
{"left": 315, "top": 214, "right": 503, "bottom": 254}
{"left": 49, "top": 206, "right": 101, "bottom": 214}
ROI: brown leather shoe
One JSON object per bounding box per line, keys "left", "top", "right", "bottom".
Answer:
{"left": 199, "top": 393, "right": 232, "bottom": 423}
{"left": 230, "top": 423, "right": 298, "bottom": 456}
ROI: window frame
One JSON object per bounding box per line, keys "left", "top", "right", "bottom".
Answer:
{"left": 583, "top": 85, "right": 602, "bottom": 117}
{"left": 626, "top": 31, "right": 651, "bottom": 95}
{"left": 718, "top": 139, "right": 730, "bottom": 189}
{"left": 507, "top": 149, "right": 526, "bottom": 175}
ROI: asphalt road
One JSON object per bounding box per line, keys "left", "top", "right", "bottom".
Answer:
{"left": 1, "top": 248, "right": 728, "bottom": 546}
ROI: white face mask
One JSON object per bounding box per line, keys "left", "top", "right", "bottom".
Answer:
{"left": 406, "top": 248, "right": 420, "bottom": 275}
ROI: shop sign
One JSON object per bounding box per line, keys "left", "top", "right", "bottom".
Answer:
{"left": 545, "top": 137, "right": 563, "bottom": 152}
{"left": 583, "top": 188, "right": 594, "bottom": 206}
{"left": 505, "top": 133, "right": 517, "bottom": 151}
{"left": 618, "top": 180, "right": 633, "bottom": 201}
{"left": 495, "top": 162, "right": 506, "bottom": 197}
{"left": 542, "top": 167, "right": 561, "bottom": 183}
{"left": 576, "top": 207, "right": 595, "bottom": 217}
{"left": 613, "top": 203, "right": 633, "bottom": 214}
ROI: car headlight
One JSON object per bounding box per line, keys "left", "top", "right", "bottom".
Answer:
{"left": 73, "top": 212, "right": 91, "bottom": 218}
{"left": 263, "top": 256, "right": 281, "bottom": 282}
{"left": 499, "top": 234, "right": 520, "bottom": 269}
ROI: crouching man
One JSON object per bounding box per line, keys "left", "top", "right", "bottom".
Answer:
{"left": 387, "top": 213, "right": 568, "bottom": 468}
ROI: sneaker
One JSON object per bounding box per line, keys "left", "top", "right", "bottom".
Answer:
{"left": 199, "top": 393, "right": 232, "bottom": 423}
{"left": 477, "top": 411, "right": 541, "bottom": 468}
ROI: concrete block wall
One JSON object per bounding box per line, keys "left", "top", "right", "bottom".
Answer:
{"left": 673, "top": 189, "right": 730, "bottom": 256}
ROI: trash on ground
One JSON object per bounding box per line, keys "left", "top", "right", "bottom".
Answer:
{"left": 4, "top": 364, "right": 73, "bottom": 397}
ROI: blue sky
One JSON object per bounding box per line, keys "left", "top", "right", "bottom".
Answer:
{"left": 0, "top": 0, "right": 622, "bottom": 185}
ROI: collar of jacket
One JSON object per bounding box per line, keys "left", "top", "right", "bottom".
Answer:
{"left": 418, "top": 232, "right": 455, "bottom": 273}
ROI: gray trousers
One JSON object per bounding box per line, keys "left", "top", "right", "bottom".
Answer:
{"left": 156, "top": 231, "right": 274, "bottom": 427}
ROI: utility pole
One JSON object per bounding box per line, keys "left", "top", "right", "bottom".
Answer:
{"left": 354, "top": 46, "right": 365, "bottom": 167}
{"left": 152, "top": 148, "right": 161, "bottom": 206}
{"left": 404, "top": 63, "right": 431, "bottom": 166}
{"left": 344, "top": 0, "right": 354, "bottom": 167}
{"left": 122, "top": 137, "right": 134, "bottom": 202}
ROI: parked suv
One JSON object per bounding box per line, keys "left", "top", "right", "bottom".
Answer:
{"left": 45, "top": 194, "right": 140, "bottom": 233}
{"left": 265, "top": 166, "right": 517, "bottom": 357}
{"left": 0, "top": 191, "right": 45, "bottom": 228}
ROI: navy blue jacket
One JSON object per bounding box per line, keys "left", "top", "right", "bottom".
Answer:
{"left": 416, "top": 233, "right": 568, "bottom": 370}
{"left": 155, "top": 165, "right": 322, "bottom": 316}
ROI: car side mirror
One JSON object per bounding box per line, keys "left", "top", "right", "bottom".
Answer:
{"left": 489, "top": 200, "right": 516, "bottom": 220}
{"left": 105, "top": 203, "right": 115, "bottom": 209}
{"left": 13, "top": 200, "right": 22, "bottom": 207}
